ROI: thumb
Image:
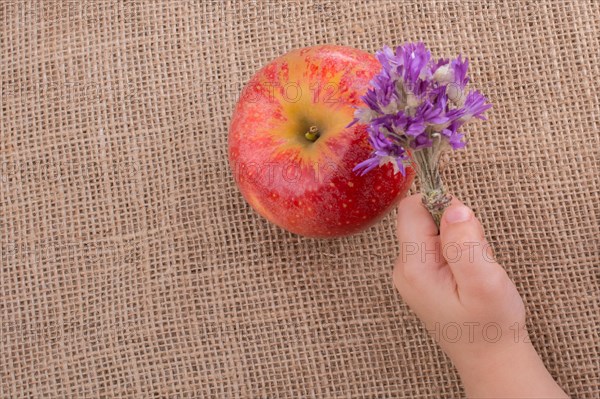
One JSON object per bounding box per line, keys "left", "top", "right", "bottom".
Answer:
{"left": 439, "top": 200, "right": 502, "bottom": 295}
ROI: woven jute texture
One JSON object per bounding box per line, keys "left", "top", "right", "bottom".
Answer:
{"left": 1, "top": 1, "right": 599, "bottom": 397}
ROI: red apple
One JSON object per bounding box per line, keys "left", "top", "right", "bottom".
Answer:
{"left": 229, "top": 45, "right": 414, "bottom": 237}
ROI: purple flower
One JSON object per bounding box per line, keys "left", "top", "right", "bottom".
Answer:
{"left": 392, "top": 112, "right": 425, "bottom": 137}
{"left": 441, "top": 122, "right": 467, "bottom": 149}
{"left": 415, "top": 100, "right": 449, "bottom": 126}
{"left": 398, "top": 42, "right": 431, "bottom": 88}
{"left": 431, "top": 58, "right": 450, "bottom": 74}
{"left": 351, "top": 43, "right": 491, "bottom": 176}
{"left": 353, "top": 126, "right": 408, "bottom": 176}
{"left": 432, "top": 55, "right": 468, "bottom": 88}
{"left": 375, "top": 46, "right": 396, "bottom": 72}
{"left": 461, "top": 89, "right": 492, "bottom": 120}
{"left": 353, "top": 157, "right": 380, "bottom": 175}
{"left": 451, "top": 55, "right": 469, "bottom": 89}
{"left": 411, "top": 133, "right": 433, "bottom": 150}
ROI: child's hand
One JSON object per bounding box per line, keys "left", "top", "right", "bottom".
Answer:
{"left": 393, "top": 194, "right": 526, "bottom": 369}
{"left": 393, "top": 194, "right": 568, "bottom": 398}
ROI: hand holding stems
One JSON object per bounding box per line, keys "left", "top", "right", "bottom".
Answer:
{"left": 353, "top": 45, "right": 566, "bottom": 396}
{"left": 393, "top": 194, "right": 568, "bottom": 398}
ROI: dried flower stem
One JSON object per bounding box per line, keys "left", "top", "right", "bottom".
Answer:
{"left": 411, "top": 137, "right": 452, "bottom": 233}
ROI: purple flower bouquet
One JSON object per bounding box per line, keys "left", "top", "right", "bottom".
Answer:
{"left": 350, "top": 43, "right": 492, "bottom": 230}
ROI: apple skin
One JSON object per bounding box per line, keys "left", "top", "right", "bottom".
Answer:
{"left": 229, "top": 45, "right": 414, "bottom": 237}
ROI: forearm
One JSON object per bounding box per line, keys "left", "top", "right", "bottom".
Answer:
{"left": 456, "top": 342, "right": 568, "bottom": 399}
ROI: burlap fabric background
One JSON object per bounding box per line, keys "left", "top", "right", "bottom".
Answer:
{"left": 1, "top": 1, "right": 598, "bottom": 397}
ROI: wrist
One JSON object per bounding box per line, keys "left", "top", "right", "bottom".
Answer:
{"left": 454, "top": 339, "right": 537, "bottom": 382}
{"left": 446, "top": 322, "right": 533, "bottom": 377}
{"left": 455, "top": 340, "right": 568, "bottom": 398}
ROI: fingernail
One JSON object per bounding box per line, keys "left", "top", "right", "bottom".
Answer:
{"left": 444, "top": 205, "right": 471, "bottom": 224}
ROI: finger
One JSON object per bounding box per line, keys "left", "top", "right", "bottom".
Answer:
{"left": 394, "top": 194, "right": 444, "bottom": 289}
{"left": 439, "top": 200, "right": 505, "bottom": 295}
{"left": 396, "top": 194, "right": 440, "bottom": 241}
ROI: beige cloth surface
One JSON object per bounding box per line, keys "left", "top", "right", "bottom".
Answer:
{"left": 1, "top": 1, "right": 598, "bottom": 397}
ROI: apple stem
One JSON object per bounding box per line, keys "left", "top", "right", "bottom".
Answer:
{"left": 304, "top": 125, "right": 320, "bottom": 142}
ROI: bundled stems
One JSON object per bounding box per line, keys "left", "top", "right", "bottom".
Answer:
{"left": 411, "top": 135, "right": 452, "bottom": 233}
